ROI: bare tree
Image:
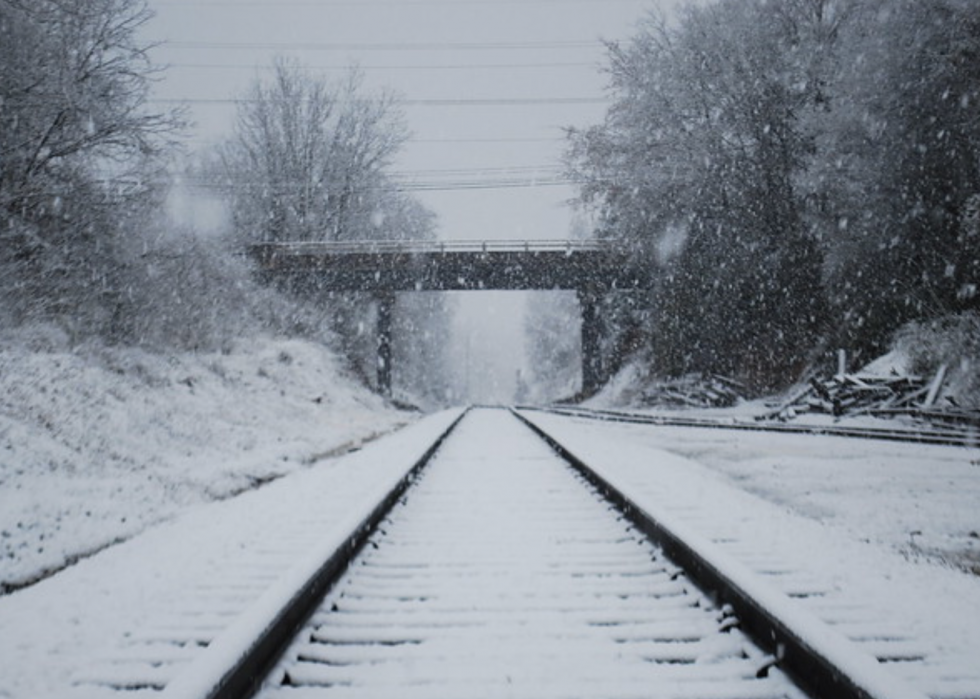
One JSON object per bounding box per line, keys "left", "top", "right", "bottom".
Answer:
{"left": 219, "top": 58, "right": 409, "bottom": 243}
{"left": 218, "top": 58, "right": 450, "bottom": 400}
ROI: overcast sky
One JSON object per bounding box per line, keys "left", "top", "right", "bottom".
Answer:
{"left": 140, "top": 0, "right": 681, "bottom": 403}
{"left": 142, "top": 0, "right": 685, "bottom": 241}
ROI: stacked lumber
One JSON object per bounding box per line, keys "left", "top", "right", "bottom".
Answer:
{"left": 767, "top": 366, "right": 946, "bottom": 420}
{"left": 639, "top": 373, "right": 746, "bottom": 409}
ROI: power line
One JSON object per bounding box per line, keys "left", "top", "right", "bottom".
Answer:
{"left": 411, "top": 137, "right": 563, "bottom": 144}
{"left": 181, "top": 178, "right": 579, "bottom": 193}
{"left": 149, "top": 96, "right": 609, "bottom": 107}
{"left": 158, "top": 39, "right": 602, "bottom": 52}
{"left": 396, "top": 179, "right": 572, "bottom": 190}
{"left": 179, "top": 164, "right": 578, "bottom": 193}
{"left": 393, "top": 164, "right": 562, "bottom": 177}
{"left": 179, "top": 135, "right": 564, "bottom": 145}
{"left": 184, "top": 165, "right": 567, "bottom": 182}
{"left": 399, "top": 179, "right": 576, "bottom": 192}
{"left": 166, "top": 61, "right": 596, "bottom": 72}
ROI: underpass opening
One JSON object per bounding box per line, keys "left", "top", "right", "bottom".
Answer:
{"left": 379, "top": 288, "right": 603, "bottom": 406}
{"left": 250, "top": 240, "right": 650, "bottom": 404}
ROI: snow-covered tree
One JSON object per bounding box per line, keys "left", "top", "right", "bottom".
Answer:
{"left": 810, "top": 0, "right": 980, "bottom": 361}
{"left": 568, "top": 0, "right": 827, "bottom": 390}
{"left": 0, "top": 0, "right": 181, "bottom": 337}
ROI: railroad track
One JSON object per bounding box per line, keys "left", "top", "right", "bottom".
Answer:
{"left": 82, "top": 408, "right": 941, "bottom": 699}
{"left": 530, "top": 404, "right": 980, "bottom": 448}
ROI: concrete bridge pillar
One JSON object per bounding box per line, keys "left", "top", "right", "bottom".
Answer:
{"left": 578, "top": 290, "right": 602, "bottom": 395}
{"left": 376, "top": 292, "right": 394, "bottom": 396}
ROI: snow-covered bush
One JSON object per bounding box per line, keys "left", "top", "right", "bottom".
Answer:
{"left": 111, "top": 226, "right": 337, "bottom": 352}
{"left": 895, "top": 312, "right": 980, "bottom": 408}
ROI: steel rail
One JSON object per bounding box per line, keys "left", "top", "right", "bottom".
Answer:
{"left": 526, "top": 404, "right": 979, "bottom": 448}
{"left": 160, "top": 409, "right": 468, "bottom": 699}
{"left": 511, "top": 408, "right": 930, "bottom": 699}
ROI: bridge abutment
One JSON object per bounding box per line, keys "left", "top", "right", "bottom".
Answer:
{"left": 578, "top": 290, "right": 602, "bottom": 396}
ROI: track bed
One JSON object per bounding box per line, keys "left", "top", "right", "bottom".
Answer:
{"left": 257, "top": 409, "right": 801, "bottom": 698}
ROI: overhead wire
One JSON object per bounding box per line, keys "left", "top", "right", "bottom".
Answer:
{"left": 411, "top": 137, "right": 563, "bottom": 144}
{"left": 393, "top": 164, "right": 563, "bottom": 176}
{"left": 145, "top": 10, "right": 610, "bottom": 198}
{"left": 180, "top": 178, "right": 579, "bottom": 193}
{"left": 158, "top": 39, "right": 601, "bottom": 52}
{"left": 150, "top": 96, "right": 608, "bottom": 107}
{"left": 153, "top": 0, "right": 644, "bottom": 7}
{"left": 178, "top": 135, "right": 564, "bottom": 146}
{"left": 165, "top": 61, "right": 596, "bottom": 71}
{"left": 177, "top": 163, "right": 578, "bottom": 193}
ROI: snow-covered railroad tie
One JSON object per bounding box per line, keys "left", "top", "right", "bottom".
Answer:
{"left": 143, "top": 407, "right": 932, "bottom": 699}
{"left": 254, "top": 408, "right": 800, "bottom": 699}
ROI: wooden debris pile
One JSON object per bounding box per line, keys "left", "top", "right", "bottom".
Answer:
{"left": 639, "top": 373, "right": 747, "bottom": 409}
{"left": 767, "top": 366, "right": 948, "bottom": 420}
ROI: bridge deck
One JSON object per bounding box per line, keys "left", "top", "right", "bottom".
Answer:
{"left": 249, "top": 239, "right": 649, "bottom": 292}
{"left": 252, "top": 239, "right": 610, "bottom": 255}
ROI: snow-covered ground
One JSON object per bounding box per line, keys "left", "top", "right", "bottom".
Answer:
{"left": 2, "top": 334, "right": 979, "bottom": 697}
{"left": 0, "top": 328, "right": 409, "bottom": 592}
{"left": 583, "top": 358, "right": 980, "bottom": 573}
{"left": 612, "top": 419, "right": 980, "bottom": 573}
{"left": 0, "top": 406, "right": 462, "bottom": 699}
{"left": 256, "top": 409, "right": 805, "bottom": 699}
{"left": 521, "top": 410, "right": 980, "bottom": 697}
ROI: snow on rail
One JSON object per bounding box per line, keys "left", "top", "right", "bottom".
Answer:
{"left": 160, "top": 408, "right": 466, "bottom": 699}
{"left": 515, "top": 408, "right": 932, "bottom": 699}
{"left": 257, "top": 408, "right": 802, "bottom": 698}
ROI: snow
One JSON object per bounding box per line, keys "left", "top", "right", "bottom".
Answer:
{"left": 519, "top": 415, "right": 930, "bottom": 699}
{"left": 2, "top": 330, "right": 979, "bottom": 697}
{"left": 517, "top": 410, "right": 980, "bottom": 698}
{"left": 161, "top": 409, "right": 464, "bottom": 699}
{"left": 0, "top": 330, "right": 408, "bottom": 593}
{"left": 860, "top": 348, "right": 913, "bottom": 377}
{"left": 257, "top": 409, "right": 804, "bottom": 699}
{"left": 0, "top": 372, "right": 460, "bottom": 698}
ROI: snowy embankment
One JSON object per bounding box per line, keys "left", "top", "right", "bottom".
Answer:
{"left": 0, "top": 327, "right": 409, "bottom": 592}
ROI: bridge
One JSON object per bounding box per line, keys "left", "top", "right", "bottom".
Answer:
{"left": 249, "top": 239, "right": 651, "bottom": 396}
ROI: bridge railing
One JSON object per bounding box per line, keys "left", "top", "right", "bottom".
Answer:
{"left": 249, "top": 239, "right": 624, "bottom": 256}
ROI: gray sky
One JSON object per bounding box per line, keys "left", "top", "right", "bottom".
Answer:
{"left": 141, "top": 0, "right": 680, "bottom": 403}
{"left": 143, "top": 0, "right": 681, "bottom": 241}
